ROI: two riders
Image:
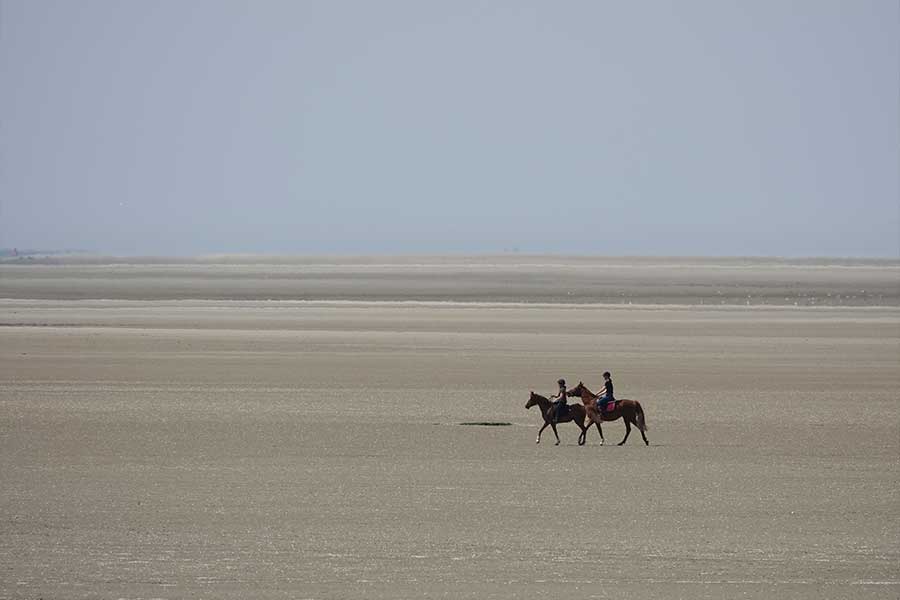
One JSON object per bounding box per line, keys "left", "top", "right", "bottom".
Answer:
{"left": 550, "top": 371, "right": 616, "bottom": 423}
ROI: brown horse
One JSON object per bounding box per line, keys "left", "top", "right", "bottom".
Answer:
{"left": 568, "top": 382, "right": 649, "bottom": 446}
{"left": 525, "top": 391, "right": 588, "bottom": 446}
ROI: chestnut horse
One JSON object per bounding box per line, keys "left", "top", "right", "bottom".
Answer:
{"left": 568, "top": 382, "right": 649, "bottom": 446}
{"left": 525, "top": 391, "right": 588, "bottom": 446}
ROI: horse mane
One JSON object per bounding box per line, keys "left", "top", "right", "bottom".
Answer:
{"left": 576, "top": 382, "right": 595, "bottom": 406}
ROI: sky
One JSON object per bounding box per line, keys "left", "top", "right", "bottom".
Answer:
{"left": 1, "top": 0, "right": 897, "bottom": 257}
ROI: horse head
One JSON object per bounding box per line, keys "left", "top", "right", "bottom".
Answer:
{"left": 568, "top": 381, "right": 585, "bottom": 397}
{"left": 525, "top": 391, "right": 538, "bottom": 409}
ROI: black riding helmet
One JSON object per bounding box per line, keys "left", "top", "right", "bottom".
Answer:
{"left": 557, "top": 378, "right": 566, "bottom": 386}
{"left": 602, "top": 371, "right": 611, "bottom": 378}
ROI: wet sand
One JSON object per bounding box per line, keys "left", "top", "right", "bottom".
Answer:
{"left": 1, "top": 258, "right": 898, "bottom": 598}
{"left": 2, "top": 255, "right": 898, "bottom": 305}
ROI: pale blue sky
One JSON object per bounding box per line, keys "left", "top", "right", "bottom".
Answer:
{"left": 1, "top": 0, "right": 897, "bottom": 256}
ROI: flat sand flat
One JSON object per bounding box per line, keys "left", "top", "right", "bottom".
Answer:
{"left": 1, "top": 258, "right": 897, "bottom": 599}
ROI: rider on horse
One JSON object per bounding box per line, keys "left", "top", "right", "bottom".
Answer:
{"left": 549, "top": 378, "right": 568, "bottom": 423}
{"left": 595, "top": 371, "right": 615, "bottom": 412}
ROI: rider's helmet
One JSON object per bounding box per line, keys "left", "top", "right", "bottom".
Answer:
{"left": 602, "top": 371, "right": 611, "bottom": 378}
{"left": 557, "top": 378, "right": 566, "bottom": 386}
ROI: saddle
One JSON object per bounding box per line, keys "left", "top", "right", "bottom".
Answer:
{"left": 598, "top": 400, "right": 618, "bottom": 413}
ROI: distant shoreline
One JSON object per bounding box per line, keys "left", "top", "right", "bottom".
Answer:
{"left": 1, "top": 253, "right": 897, "bottom": 267}
{"left": 1, "top": 257, "right": 897, "bottom": 306}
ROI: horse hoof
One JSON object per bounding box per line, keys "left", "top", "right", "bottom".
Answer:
{"left": 555, "top": 441, "right": 560, "bottom": 446}
{"left": 535, "top": 439, "right": 540, "bottom": 444}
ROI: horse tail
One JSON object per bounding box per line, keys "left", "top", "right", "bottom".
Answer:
{"left": 635, "top": 401, "right": 648, "bottom": 432}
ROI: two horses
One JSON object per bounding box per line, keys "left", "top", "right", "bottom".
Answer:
{"left": 525, "top": 382, "right": 649, "bottom": 446}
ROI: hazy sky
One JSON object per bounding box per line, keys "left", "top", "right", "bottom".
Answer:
{"left": 1, "top": 0, "right": 897, "bottom": 256}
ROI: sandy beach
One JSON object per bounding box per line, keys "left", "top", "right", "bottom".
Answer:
{"left": 1, "top": 257, "right": 898, "bottom": 599}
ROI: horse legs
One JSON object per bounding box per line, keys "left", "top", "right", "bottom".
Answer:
{"left": 595, "top": 420, "right": 605, "bottom": 445}
{"left": 550, "top": 422, "right": 561, "bottom": 445}
{"left": 618, "top": 420, "right": 631, "bottom": 446}
{"left": 536, "top": 421, "right": 549, "bottom": 444}
{"left": 638, "top": 419, "right": 649, "bottom": 446}
{"left": 576, "top": 415, "right": 587, "bottom": 446}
